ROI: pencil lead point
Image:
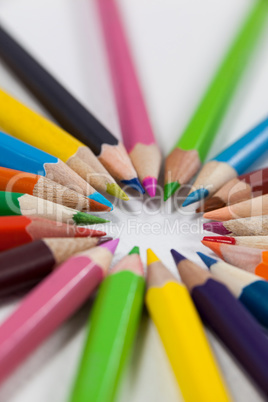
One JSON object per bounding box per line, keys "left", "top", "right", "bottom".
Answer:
{"left": 88, "top": 192, "right": 113, "bottom": 210}
{"left": 97, "top": 236, "right": 113, "bottom": 245}
{"left": 197, "top": 252, "right": 217, "bottom": 269}
{"left": 182, "top": 188, "right": 209, "bottom": 207}
{"left": 121, "top": 178, "right": 145, "bottom": 194}
{"left": 73, "top": 212, "right": 109, "bottom": 225}
{"left": 147, "top": 249, "right": 160, "bottom": 265}
{"left": 203, "top": 235, "right": 236, "bottom": 245}
{"left": 129, "top": 246, "right": 140, "bottom": 255}
{"left": 203, "top": 222, "right": 231, "bottom": 235}
{"left": 142, "top": 177, "right": 157, "bottom": 197}
{"left": 197, "top": 196, "right": 226, "bottom": 213}
{"left": 106, "top": 183, "right": 129, "bottom": 200}
{"left": 202, "top": 240, "right": 223, "bottom": 258}
{"left": 99, "top": 238, "right": 119, "bottom": 254}
{"left": 164, "top": 182, "right": 180, "bottom": 201}
{"left": 170, "top": 249, "right": 186, "bottom": 265}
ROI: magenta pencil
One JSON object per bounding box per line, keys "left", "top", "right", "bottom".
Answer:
{"left": 0, "top": 239, "right": 119, "bottom": 384}
{"left": 97, "top": 0, "right": 162, "bottom": 197}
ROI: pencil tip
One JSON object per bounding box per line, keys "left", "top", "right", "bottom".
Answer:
{"left": 129, "top": 246, "right": 140, "bottom": 255}
{"left": 182, "top": 188, "right": 209, "bottom": 207}
{"left": 202, "top": 240, "right": 223, "bottom": 258}
{"left": 197, "top": 252, "right": 217, "bottom": 269}
{"left": 143, "top": 177, "right": 157, "bottom": 197}
{"left": 97, "top": 236, "right": 113, "bottom": 245}
{"left": 88, "top": 192, "right": 113, "bottom": 210}
{"left": 99, "top": 238, "right": 119, "bottom": 254}
{"left": 197, "top": 196, "right": 226, "bottom": 213}
{"left": 164, "top": 182, "right": 180, "bottom": 201}
{"left": 203, "top": 236, "right": 236, "bottom": 245}
{"left": 121, "top": 178, "right": 145, "bottom": 194}
{"left": 106, "top": 183, "right": 129, "bottom": 200}
{"left": 147, "top": 248, "right": 160, "bottom": 265}
{"left": 170, "top": 249, "right": 186, "bottom": 265}
{"left": 203, "top": 222, "right": 231, "bottom": 235}
{"left": 73, "top": 212, "right": 109, "bottom": 225}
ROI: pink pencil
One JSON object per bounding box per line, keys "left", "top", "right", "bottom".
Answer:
{"left": 97, "top": 0, "right": 162, "bottom": 197}
{"left": 0, "top": 239, "right": 119, "bottom": 384}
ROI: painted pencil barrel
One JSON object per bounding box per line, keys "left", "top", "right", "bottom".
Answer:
{"left": 0, "top": 216, "right": 105, "bottom": 251}
{"left": 146, "top": 282, "right": 230, "bottom": 402}
{"left": 192, "top": 279, "right": 268, "bottom": 395}
{"left": 70, "top": 270, "right": 144, "bottom": 402}
{"left": 0, "top": 255, "right": 105, "bottom": 384}
{"left": 0, "top": 240, "right": 55, "bottom": 296}
{"left": 0, "top": 89, "right": 83, "bottom": 163}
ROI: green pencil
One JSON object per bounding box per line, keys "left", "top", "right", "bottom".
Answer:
{"left": 69, "top": 246, "right": 145, "bottom": 402}
{"left": 0, "top": 191, "right": 109, "bottom": 225}
{"left": 164, "top": 0, "right": 268, "bottom": 201}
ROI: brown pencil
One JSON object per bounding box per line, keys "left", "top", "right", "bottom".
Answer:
{"left": 204, "top": 194, "right": 268, "bottom": 221}
{"left": 197, "top": 166, "right": 268, "bottom": 213}
{"left": 0, "top": 237, "right": 110, "bottom": 296}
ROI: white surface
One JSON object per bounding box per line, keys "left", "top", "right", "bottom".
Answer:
{"left": 0, "top": 0, "right": 268, "bottom": 401}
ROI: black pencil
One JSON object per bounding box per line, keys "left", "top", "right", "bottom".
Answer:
{"left": 0, "top": 24, "right": 144, "bottom": 193}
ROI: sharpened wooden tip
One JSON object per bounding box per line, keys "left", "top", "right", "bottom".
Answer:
{"left": 174, "top": 257, "right": 211, "bottom": 292}
{"left": 147, "top": 249, "right": 160, "bottom": 265}
{"left": 147, "top": 257, "right": 176, "bottom": 289}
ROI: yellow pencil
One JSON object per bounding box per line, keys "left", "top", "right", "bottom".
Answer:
{"left": 146, "top": 249, "right": 230, "bottom": 402}
{"left": 0, "top": 89, "right": 128, "bottom": 200}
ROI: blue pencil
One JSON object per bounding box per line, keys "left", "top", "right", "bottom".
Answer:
{"left": 198, "top": 252, "right": 268, "bottom": 329}
{"left": 0, "top": 131, "right": 112, "bottom": 209}
{"left": 183, "top": 117, "right": 268, "bottom": 206}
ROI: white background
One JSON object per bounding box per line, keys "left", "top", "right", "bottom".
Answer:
{"left": 0, "top": 0, "right": 268, "bottom": 401}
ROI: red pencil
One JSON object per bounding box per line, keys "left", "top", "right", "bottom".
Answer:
{"left": 0, "top": 216, "right": 106, "bottom": 251}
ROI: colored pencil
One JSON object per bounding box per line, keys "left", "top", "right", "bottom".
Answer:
{"left": 163, "top": 1, "right": 268, "bottom": 201}
{"left": 203, "top": 235, "right": 268, "bottom": 250}
{"left": 171, "top": 249, "right": 268, "bottom": 396}
{"left": 204, "top": 194, "right": 268, "bottom": 221}
{"left": 202, "top": 242, "right": 268, "bottom": 280}
{"left": 198, "top": 252, "right": 268, "bottom": 329}
{"left": 203, "top": 215, "right": 268, "bottom": 236}
{"left": 0, "top": 216, "right": 105, "bottom": 251}
{"left": 197, "top": 166, "right": 268, "bottom": 213}
{"left": 0, "top": 191, "right": 109, "bottom": 225}
{"left": 97, "top": 0, "right": 162, "bottom": 197}
{"left": 0, "top": 237, "right": 111, "bottom": 297}
{"left": 183, "top": 117, "right": 268, "bottom": 206}
{"left": 0, "top": 239, "right": 118, "bottom": 384}
{"left": 70, "top": 246, "right": 145, "bottom": 402}
{"left": 0, "top": 90, "right": 129, "bottom": 200}
{"left": 146, "top": 249, "right": 230, "bottom": 402}
{"left": 0, "top": 131, "right": 113, "bottom": 209}
{"left": 0, "top": 27, "right": 143, "bottom": 195}
{"left": 0, "top": 166, "right": 110, "bottom": 212}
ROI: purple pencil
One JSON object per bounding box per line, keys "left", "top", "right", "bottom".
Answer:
{"left": 171, "top": 249, "right": 268, "bottom": 397}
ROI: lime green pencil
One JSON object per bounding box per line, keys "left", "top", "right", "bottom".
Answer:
{"left": 164, "top": 0, "right": 268, "bottom": 201}
{"left": 69, "top": 246, "right": 145, "bottom": 402}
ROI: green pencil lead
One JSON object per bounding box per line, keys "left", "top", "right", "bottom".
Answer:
{"left": 73, "top": 212, "right": 110, "bottom": 225}
{"left": 129, "top": 246, "right": 140, "bottom": 255}
{"left": 164, "top": 182, "right": 180, "bottom": 201}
